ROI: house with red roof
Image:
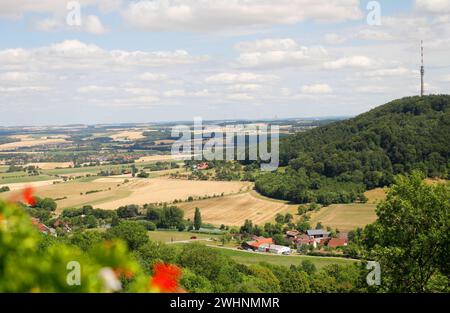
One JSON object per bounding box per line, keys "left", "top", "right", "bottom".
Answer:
{"left": 326, "top": 238, "right": 348, "bottom": 248}
{"left": 31, "top": 218, "right": 57, "bottom": 237}
{"left": 243, "top": 236, "right": 274, "bottom": 250}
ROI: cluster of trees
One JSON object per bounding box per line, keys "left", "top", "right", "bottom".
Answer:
{"left": 256, "top": 95, "right": 450, "bottom": 203}
{"left": 59, "top": 205, "right": 117, "bottom": 230}
{"left": 0, "top": 186, "right": 10, "bottom": 193}
{"left": 256, "top": 168, "right": 366, "bottom": 205}
{"left": 343, "top": 171, "right": 450, "bottom": 292}
{"left": 61, "top": 225, "right": 369, "bottom": 293}
{"left": 23, "top": 197, "right": 58, "bottom": 224}
{"left": 145, "top": 204, "right": 185, "bottom": 230}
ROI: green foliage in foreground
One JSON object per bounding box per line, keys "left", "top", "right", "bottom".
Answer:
{"left": 362, "top": 171, "right": 450, "bottom": 292}
{"left": 0, "top": 201, "right": 149, "bottom": 292}
{"left": 0, "top": 199, "right": 369, "bottom": 293}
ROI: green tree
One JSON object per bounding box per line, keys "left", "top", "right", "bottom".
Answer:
{"left": 275, "top": 213, "right": 285, "bottom": 224}
{"left": 117, "top": 205, "right": 139, "bottom": 218}
{"left": 194, "top": 207, "right": 202, "bottom": 230}
{"left": 36, "top": 198, "right": 57, "bottom": 211}
{"left": 365, "top": 171, "right": 450, "bottom": 292}
{"left": 106, "top": 221, "right": 149, "bottom": 250}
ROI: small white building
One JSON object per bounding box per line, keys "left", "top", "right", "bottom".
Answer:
{"left": 258, "top": 243, "right": 291, "bottom": 255}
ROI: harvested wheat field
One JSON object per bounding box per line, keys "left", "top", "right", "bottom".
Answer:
{"left": 0, "top": 179, "right": 63, "bottom": 192}
{"left": 109, "top": 130, "right": 145, "bottom": 141}
{"left": 178, "top": 191, "right": 298, "bottom": 226}
{"left": 309, "top": 203, "right": 377, "bottom": 232}
{"left": 25, "top": 162, "right": 74, "bottom": 170}
{"left": 0, "top": 135, "right": 69, "bottom": 150}
{"left": 94, "top": 178, "right": 252, "bottom": 210}
{"left": 364, "top": 188, "right": 386, "bottom": 204}
{"left": 0, "top": 179, "right": 128, "bottom": 210}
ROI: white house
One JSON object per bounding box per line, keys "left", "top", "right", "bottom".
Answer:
{"left": 258, "top": 243, "right": 291, "bottom": 255}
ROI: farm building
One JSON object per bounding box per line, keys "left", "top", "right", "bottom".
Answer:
{"left": 258, "top": 244, "right": 291, "bottom": 255}
{"left": 243, "top": 236, "right": 274, "bottom": 250}
{"left": 307, "top": 229, "right": 330, "bottom": 242}
{"left": 326, "top": 238, "right": 348, "bottom": 248}
{"left": 31, "top": 218, "right": 57, "bottom": 237}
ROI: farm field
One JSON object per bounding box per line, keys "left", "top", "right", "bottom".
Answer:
{"left": 0, "top": 173, "right": 55, "bottom": 185}
{"left": 309, "top": 203, "right": 378, "bottom": 232}
{"left": 25, "top": 162, "right": 74, "bottom": 170}
{"left": 0, "top": 135, "right": 69, "bottom": 150}
{"left": 1, "top": 177, "right": 252, "bottom": 211}
{"left": 364, "top": 188, "right": 386, "bottom": 204}
{"left": 148, "top": 230, "right": 222, "bottom": 242}
{"left": 94, "top": 178, "right": 252, "bottom": 210}
{"left": 109, "top": 130, "right": 145, "bottom": 141}
{"left": 209, "top": 246, "right": 358, "bottom": 269}
{"left": 178, "top": 190, "right": 298, "bottom": 226}
{"left": 0, "top": 178, "right": 129, "bottom": 209}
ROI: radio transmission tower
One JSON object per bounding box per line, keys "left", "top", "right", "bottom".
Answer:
{"left": 420, "top": 40, "right": 425, "bottom": 97}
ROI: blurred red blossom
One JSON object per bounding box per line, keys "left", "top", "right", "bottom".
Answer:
{"left": 22, "top": 187, "right": 36, "bottom": 206}
{"left": 150, "top": 263, "right": 183, "bottom": 293}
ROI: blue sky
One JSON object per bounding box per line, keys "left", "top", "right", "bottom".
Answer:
{"left": 0, "top": 0, "right": 449, "bottom": 126}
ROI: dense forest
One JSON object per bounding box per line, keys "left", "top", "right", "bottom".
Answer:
{"left": 255, "top": 95, "right": 450, "bottom": 204}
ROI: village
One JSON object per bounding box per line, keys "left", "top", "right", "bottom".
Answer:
{"left": 241, "top": 229, "right": 348, "bottom": 256}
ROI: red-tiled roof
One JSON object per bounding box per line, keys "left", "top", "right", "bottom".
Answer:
{"left": 327, "top": 238, "right": 348, "bottom": 247}
{"left": 246, "top": 237, "right": 273, "bottom": 248}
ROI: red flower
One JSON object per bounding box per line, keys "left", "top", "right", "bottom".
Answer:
{"left": 150, "top": 263, "right": 182, "bottom": 292}
{"left": 22, "top": 187, "right": 36, "bottom": 206}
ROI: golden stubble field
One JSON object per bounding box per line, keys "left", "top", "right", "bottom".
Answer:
{"left": 94, "top": 178, "right": 253, "bottom": 210}
{"left": 0, "top": 135, "right": 70, "bottom": 151}
{"left": 307, "top": 188, "right": 385, "bottom": 232}
{"left": 178, "top": 191, "right": 298, "bottom": 226}
{"left": 1, "top": 177, "right": 253, "bottom": 214}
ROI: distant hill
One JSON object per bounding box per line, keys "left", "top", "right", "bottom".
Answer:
{"left": 255, "top": 95, "right": 450, "bottom": 204}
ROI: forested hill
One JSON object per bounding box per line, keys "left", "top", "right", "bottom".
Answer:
{"left": 255, "top": 95, "right": 450, "bottom": 204}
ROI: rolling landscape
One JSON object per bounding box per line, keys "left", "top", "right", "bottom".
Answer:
{"left": 0, "top": 0, "right": 449, "bottom": 300}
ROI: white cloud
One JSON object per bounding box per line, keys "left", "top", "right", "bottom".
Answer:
{"left": 415, "top": 0, "right": 450, "bottom": 13}
{"left": 236, "top": 38, "right": 328, "bottom": 68}
{"left": 235, "top": 38, "right": 298, "bottom": 52}
{"left": 301, "top": 84, "right": 333, "bottom": 94}
{"left": 0, "top": 40, "right": 207, "bottom": 71}
{"left": 364, "top": 67, "right": 413, "bottom": 77}
{"left": 357, "top": 29, "right": 395, "bottom": 41}
{"left": 206, "top": 72, "right": 278, "bottom": 84}
{"left": 123, "top": 0, "right": 362, "bottom": 33}
{"left": 324, "top": 56, "right": 376, "bottom": 70}
{"left": 0, "top": 71, "right": 40, "bottom": 82}
{"left": 355, "top": 85, "right": 390, "bottom": 93}
{"left": 323, "top": 33, "right": 348, "bottom": 45}
{"left": 77, "top": 85, "right": 116, "bottom": 93}
{"left": 227, "top": 93, "right": 254, "bottom": 101}
{"left": 163, "top": 89, "right": 210, "bottom": 97}
{"left": 139, "top": 73, "right": 170, "bottom": 81}
{"left": 228, "top": 84, "right": 262, "bottom": 92}
{"left": 84, "top": 15, "right": 107, "bottom": 34}
{"left": 0, "top": 1, "right": 124, "bottom": 18}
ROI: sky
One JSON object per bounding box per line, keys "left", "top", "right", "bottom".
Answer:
{"left": 0, "top": 0, "right": 449, "bottom": 126}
